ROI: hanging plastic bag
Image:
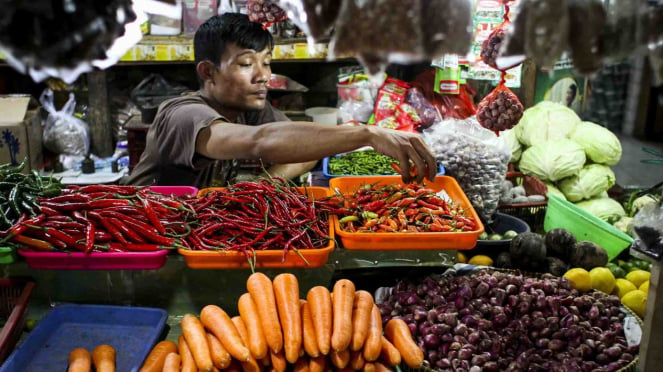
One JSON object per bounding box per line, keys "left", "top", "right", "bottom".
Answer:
{"left": 420, "top": 0, "right": 473, "bottom": 58}
{"left": 273, "top": 0, "right": 341, "bottom": 41}
{"left": 424, "top": 116, "right": 511, "bottom": 220}
{"left": 567, "top": 0, "right": 606, "bottom": 76}
{"left": 632, "top": 201, "right": 663, "bottom": 259}
{"left": 247, "top": 0, "right": 287, "bottom": 27}
{"left": 39, "top": 89, "right": 90, "bottom": 157}
{"left": 476, "top": 81, "right": 523, "bottom": 134}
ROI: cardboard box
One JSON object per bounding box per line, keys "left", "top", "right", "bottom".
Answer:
{"left": 0, "top": 95, "right": 43, "bottom": 172}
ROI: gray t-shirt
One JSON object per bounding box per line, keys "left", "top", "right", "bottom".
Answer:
{"left": 123, "top": 91, "right": 288, "bottom": 189}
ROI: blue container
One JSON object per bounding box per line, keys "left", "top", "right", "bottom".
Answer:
{"left": 1, "top": 304, "right": 168, "bottom": 372}
{"left": 322, "top": 156, "right": 445, "bottom": 178}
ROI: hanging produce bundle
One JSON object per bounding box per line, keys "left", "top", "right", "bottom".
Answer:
{"left": 476, "top": 83, "right": 524, "bottom": 133}
{"left": 566, "top": 0, "right": 606, "bottom": 75}
{"left": 247, "top": 0, "right": 287, "bottom": 26}
{"left": 479, "top": 1, "right": 523, "bottom": 72}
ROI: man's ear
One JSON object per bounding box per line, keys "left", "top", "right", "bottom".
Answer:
{"left": 196, "top": 61, "right": 216, "bottom": 84}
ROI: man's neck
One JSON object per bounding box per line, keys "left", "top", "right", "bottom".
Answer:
{"left": 199, "top": 89, "right": 241, "bottom": 122}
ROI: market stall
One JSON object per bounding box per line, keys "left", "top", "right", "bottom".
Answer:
{"left": 0, "top": 0, "right": 662, "bottom": 371}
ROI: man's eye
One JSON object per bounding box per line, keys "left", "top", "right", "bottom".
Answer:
{"left": 239, "top": 63, "right": 252, "bottom": 67}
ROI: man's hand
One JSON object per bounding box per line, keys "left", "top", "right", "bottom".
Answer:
{"left": 367, "top": 126, "right": 437, "bottom": 183}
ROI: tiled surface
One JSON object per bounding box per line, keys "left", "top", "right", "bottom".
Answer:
{"left": 614, "top": 135, "right": 663, "bottom": 188}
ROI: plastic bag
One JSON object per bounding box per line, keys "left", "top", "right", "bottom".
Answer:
{"left": 409, "top": 69, "right": 477, "bottom": 121}
{"left": 424, "top": 116, "right": 511, "bottom": 220}
{"left": 632, "top": 201, "right": 663, "bottom": 259}
{"left": 601, "top": 0, "right": 648, "bottom": 65}
{"left": 420, "top": 0, "right": 473, "bottom": 58}
{"left": 404, "top": 87, "right": 442, "bottom": 130}
{"left": 476, "top": 81, "right": 523, "bottom": 134}
{"left": 247, "top": 0, "right": 287, "bottom": 26}
{"left": 273, "top": 0, "right": 340, "bottom": 41}
{"left": 567, "top": 0, "right": 606, "bottom": 76}
{"left": 39, "top": 89, "right": 90, "bottom": 157}
{"left": 130, "top": 73, "right": 188, "bottom": 107}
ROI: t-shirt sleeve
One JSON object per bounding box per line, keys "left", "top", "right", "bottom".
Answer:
{"left": 244, "top": 101, "right": 290, "bottom": 125}
{"left": 155, "top": 101, "right": 225, "bottom": 169}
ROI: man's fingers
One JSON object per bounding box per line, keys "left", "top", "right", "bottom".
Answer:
{"left": 396, "top": 155, "right": 412, "bottom": 184}
{"left": 408, "top": 149, "right": 427, "bottom": 184}
{"left": 412, "top": 138, "right": 437, "bottom": 181}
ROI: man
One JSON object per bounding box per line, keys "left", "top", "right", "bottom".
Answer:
{"left": 124, "top": 13, "right": 436, "bottom": 188}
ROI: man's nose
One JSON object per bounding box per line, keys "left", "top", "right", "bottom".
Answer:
{"left": 255, "top": 65, "right": 270, "bottom": 83}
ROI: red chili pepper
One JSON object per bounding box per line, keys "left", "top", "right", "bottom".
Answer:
{"left": 404, "top": 208, "right": 419, "bottom": 217}
{"left": 139, "top": 197, "right": 166, "bottom": 234}
{"left": 0, "top": 214, "right": 45, "bottom": 243}
{"left": 363, "top": 200, "right": 385, "bottom": 212}
{"left": 78, "top": 185, "right": 140, "bottom": 195}
{"left": 39, "top": 193, "right": 91, "bottom": 203}
{"left": 39, "top": 206, "right": 61, "bottom": 216}
{"left": 42, "top": 221, "right": 86, "bottom": 230}
{"left": 108, "top": 217, "right": 146, "bottom": 243}
{"left": 12, "top": 234, "right": 54, "bottom": 251}
{"left": 87, "top": 199, "right": 133, "bottom": 209}
{"left": 395, "top": 197, "right": 416, "bottom": 208}
{"left": 89, "top": 211, "right": 128, "bottom": 245}
{"left": 84, "top": 222, "right": 95, "bottom": 254}
{"left": 25, "top": 225, "right": 80, "bottom": 247}
{"left": 109, "top": 242, "right": 167, "bottom": 251}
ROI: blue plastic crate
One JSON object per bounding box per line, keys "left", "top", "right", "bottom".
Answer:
{"left": 1, "top": 304, "right": 168, "bottom": 372}
{"left": 322, "top": 156, "right": 445, "bottom": 178}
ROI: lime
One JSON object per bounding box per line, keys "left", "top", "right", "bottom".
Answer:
{"left": 478, "top": 232, "right": 489, "bottom": 240}
{"left": 606, "top": 263, "right": 626, "bottom": 279}
{"left": 563, "top": 268, "right": 592, "bottom": 293}
{"left": 589, "top": 267, "right": 616, "bottom": 294}
{"left": 621, "top": 262, "right": 637, "bottom": 273}
{"left": 632, "top": 259, "right": 652, "bottom": 271}
{"left": 488, "top": 234, "right": 503, "bottom": 241}
{"left": 503, "top": 230, "right": 519, "bottom": 239}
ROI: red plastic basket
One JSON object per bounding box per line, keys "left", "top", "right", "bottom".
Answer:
{"left": 0, "top": 278, "right": 35, "bottom": 364}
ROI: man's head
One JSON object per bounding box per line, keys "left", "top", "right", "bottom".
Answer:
{"left": 195, "top": 13, "right": 274, "bottom": 116}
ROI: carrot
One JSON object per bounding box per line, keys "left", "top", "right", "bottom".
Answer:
{"left": 362, "top": 305, "right": 382, "bottom": 362}
{"left": 239, "top": 355, "right": 261, "bottom": 372}
{"left": 68, "top": 347, "right": 91, "bottom": 372}
{"left": 350, "top": 350, "right": 365, "bottom": 370}
{"left": 225, "top": 360, "right": 242, "bottom": 372}
{"left": 182, "top": 314, "right": 214, "bottom": 371}
{"left": 309, "top": 355, "right": 327, "bottom": 372}
{"left": 385, "top": 318, "right": 424, "bottom": 369}
{"left": 329, "top": 349, "right": 351, "bottom": 369}
{"left": 379, "top": 336, "right": 401, "bottom": 366}
{"left": 92, "top": 344, "right": 116, "bottom": 372}
{"left": 294, "top": 357, "right": 310, "bottom": 372}
{"left": 178, "top": 335, "right": 197, "bottom": 372}
{"left": 200, "top": 305, "right": 250, "bottom": 361}
{"left": 247, "top": 273, "right": 283, "bottom": 354}
{"left": 269, "top": 349, "right": 287, "bottom": 372}
{"left": 272, "top": 273, "right": 302, "bottom": 364}
{"left": 306, "top": 286, "right": 332, "bottom": 355}
{"left": 231, "top": 316, "right": 261, "bottom": 372}
{"left": 300, "top": 300, "right": 319, "bottom": 358}
{"left": 238, "top": 293, "right": 268, "bottom": 359}
{"left": 374, "top": 362, "right": 393, "bottom": 372}
{"left": 351, "top": 290, "right": 374, "bottom": 351}
{"left": 363, "top": 362, "right": 376, "bottom": 372}
{"left": 162, "top": 352, "right": 181, "bottom": 372}
{"left": 331, "top": 279, "right": 355, "bottom": 352}
{"left": 206, "top": 332, "right": 232, "bottom": 369}
{"left": 139, "top": 340, "right": 177, "bottom": 372}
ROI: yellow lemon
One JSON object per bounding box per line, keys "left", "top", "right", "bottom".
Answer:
{"left": 625, "top": 270, "right": 650, "bottom": 288}
{"left": 639, "top": 280, "right": 649, "bottom": 295}
{"left": 612, "top": 278, "right": 637, "bottom": 299}
{"left": 468, "top": 255, "right": 493, "bottom": 266}
{"left": 457, "top": 252, "right": 467, "bottom": 264}
{"left": 589, "top": 267, "right": 616, "bottom": 294}
{"left": 563, "top": 268, "right": 592, "bottom": 293}
{"left": 621, "top": 290, "right": 647, "bottom": 319}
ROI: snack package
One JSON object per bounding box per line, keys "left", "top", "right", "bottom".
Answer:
{"left": 567, "top": 0, "right": 606, "bottom": 76}
{"left": 409, "top": 69, "right": 477, "bottom": 121}
{"left": 424, "top": 117, "right": 511, "bottom": 220}
{"left": 476, "top": 81, "right": 524, "bottom": 134}
{"left": 247, "top": 0, "right": 287, "bottom": 26}
{"left": 404, "top": 87, "right": 442, "bottom": 130}
{"left": 373, "top": 78, "right": 410, "bottom": 124}
{"left": 394, "top": 103, "right": 423, "bottom": 132}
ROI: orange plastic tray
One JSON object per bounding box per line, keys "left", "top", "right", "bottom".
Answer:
{"left": 179, "top": 186, "right": 335, "bottom": 269}
{"left": 329, "top": 176, "right": 484, "bottom": 250}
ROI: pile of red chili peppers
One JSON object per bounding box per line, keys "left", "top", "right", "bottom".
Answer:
{"left": 0, "top": 185, "right": 192, "bottom": 252}
{"left": 185, "top": 178, "right": 331, "bottom": 264}
{"left": 328, "top": 183, "right": 478, "bottom": 233}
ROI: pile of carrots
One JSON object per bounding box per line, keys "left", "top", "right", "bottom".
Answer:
{"left": 139, "top": 273, "right": 423, "bottom": 372}
{"left": 68, "top": 344, "right": 115, "bottom": 372}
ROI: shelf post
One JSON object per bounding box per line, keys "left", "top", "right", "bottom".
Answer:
{"left": 87, "top": 70, "right": 114, "bottom": 157}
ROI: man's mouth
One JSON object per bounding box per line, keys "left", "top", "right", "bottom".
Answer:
{"left": 252, "top": 90, "right": 267, "bottom": 99}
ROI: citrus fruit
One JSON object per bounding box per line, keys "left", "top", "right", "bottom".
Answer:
{"left": 478, "top": 232, "right": 488, "bottom": 240}
{"left": 621, "top": 290, "right": 647, "bottom": 318}
{"left": 606, "top": 262, "right": 626, "bottom": 278}
{"left": 457, "top": 252, "right": 467, "bottom": 264}
{"left": 589, "top": 267, "right": 616, "bottom": 294}
{"left": 612, "top": 278, "right": 637, "bottom": 298}
{"left": 639, "top": 280, "right": 649, "bottom": 294}
{"left": 625, "top": 270, "right": 650, "bottom": 288}
{"left": 563, "top": 268, "right": 592, "bottom": 293}
{"left": 503, "top": 230, "right": 519, "bottom": 239}
{"left": 468, "top": 255, "right": 493, "bottom": 266}
{"left": 632, "top": 259, "right": 651, "bottom": 271}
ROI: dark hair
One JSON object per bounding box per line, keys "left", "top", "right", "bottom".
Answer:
{"left": 194, "top": 13, "right": 274, "bottom": 66}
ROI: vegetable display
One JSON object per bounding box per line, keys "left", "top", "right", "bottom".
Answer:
{"left": 327, "top": 150, "right": 402, "bottom": 176}
{"left": 141, "top": 274, "right": 422, "bottom": 371}
{"left": 378, "top": 270, "right": 639, "bottom": 372}
{"left": 329, "top": 183, "right": 478, "bottom": 233}
{"left": 184, "top": 179, "right": 331, "bottom": 266}
{"left": 2, "top": 185, "right": 190, "bottom": 252}
{"left": 0, "top": 159, "right": 62, "bottom": 229}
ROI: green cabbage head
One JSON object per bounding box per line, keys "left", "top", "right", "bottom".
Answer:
{"left": 519, "top": 139, "right": 586, "bottom": 182}
{"left": 575, "top": 196, "right": 626, "bottom": 224}
{"left": 558, "top": 164, "right": 616, "bottom": 202}
{"left": 544, "top": 182, "right": 567, "bottom": 200}
{"left": 569, "top": 121, "right": 622, "bottom": 166}
{"left": 516, "top": 101, "right": 581, "bottom": 147}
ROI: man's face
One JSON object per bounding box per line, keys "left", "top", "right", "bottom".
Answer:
{"left": 208, "top": 42, "right": 272, "bottom": 112}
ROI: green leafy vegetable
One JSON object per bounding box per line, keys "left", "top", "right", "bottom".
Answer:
{"left": 515, "top": 101, "right": 581, "bottom": 147}
{"left": 558, "top": 164, "right": 616, "bottom": 202}
{"left": 569, "top": 121, "right": 622, "bottom": 166}
{"left": 519, "top": 139, "right": 586, "bottom": 182}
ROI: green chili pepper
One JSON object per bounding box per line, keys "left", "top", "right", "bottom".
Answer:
{"left": 339, "top": 215, "right": 359, "bottom": 224}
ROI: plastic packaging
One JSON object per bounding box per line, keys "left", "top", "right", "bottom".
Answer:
{"left": 182, "top": 0, "right": 218, "bottom": 35}
{"left": 247, "top": 0, "right": 287, "bottom": 25}
{"left": 273, "top": 0, "right": 340, "bottom": 41}
{"left": 476, "top": 81, "right": 524, "bottom": 133}
{"left": 424, "top": 117, "right": 511, "bottom": 220}
{"left": 421, "top": 0, "right": 473, "bottom": 57}
{"left": 39, "top": 89, "right": 90, "bottom": 157}
{"left": 632, "top": 202, "right": 663, "bottom": 259}
{"left": 404, "top": 87, "right": 442, "bottom": 130}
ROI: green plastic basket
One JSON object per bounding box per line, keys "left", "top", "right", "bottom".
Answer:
{"left": 0, "top": 247, "right": 16, "bottom": 265}
{"left": 544, "top": 193, "right": 634, "bottom": 261}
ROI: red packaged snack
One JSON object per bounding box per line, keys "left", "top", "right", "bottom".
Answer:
{"left": 247, "top": 0, "right": 287, "bottom": 26}
{"left": 373, "top": 78, "right": 410, "bottom": 124}
{"left": 476, "top": 81, "right": 523, "bottom": 133}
